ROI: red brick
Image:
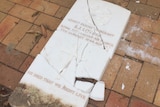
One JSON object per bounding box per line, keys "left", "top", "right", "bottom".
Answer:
{"left": 16, "top": 25, "right": 41, "bottom": 54}
{"left": 2, "top": 20, "right": 32, "bottom": 46}
{"left": 122, "top": 14, "right": 140, "bottom": 41}
{"left": 150, "top": 20, "right": 160, "bottom": 35}
{"left": 50, "top": 0, "right": 75, "bottom": 8}
{"left": 124, "top": 42, "right": 160, "bottom": 66}
{"left": 0, "top": 44, "right": 27, "bottom": 69}
{"left": 127, "top": 1, "right": 160, "bottom": 20}
{"left": 0, "top": 0, "right": 14, "bottom": 13}
{"left": 9, "top": 4, "right": 38, "bottom": 22}
{"left": 133, "top": 62, "right": 160, "bottom": 103}
{"left": 55, "top": 6, "right": 69, "bottom": 19}
{"left": 139, "top": 17, "right": 160, "bottom": 35}
{"left": 106, "top": 0, "right": 129, "bottom": 7}
{"left": 147, "top": 0, "right": 160, "bottom": 8}
{"left": 150, "top": 34, "right": 160, "bottom": 50}
{"left": 0, "top": 63, "right": 23, "bottom": 90}
{"left": 34, "top": 13, "right": 61, "bottom": 30}
{"left": 0, "top": 15, "right": 19, "bottom": 41}
{"left": 19, "top": 56, "right": 34, "bottom": 73}
{"left": 30, "top": 30, "right": 53, "bottom": 57}
{"left": 0, "top": 12, "right": 6, "bottom": 22}
{"left": 30, "top": 0, "right": 59, "bottom": 16}
{"left": 130, "top": 97, "right": 156, "bottom": 107}
{"left": 86, "top": 104, "right": 94, "bottom": 107}
{"left": 8, "top": 0, "right": 32, "bottom": 6}
{"left": 154, "top": 83, "right": 160, "bottom": 106}
{"left": 105, "top": 91, "right": 129, "bottom": 107}
{"left": 89, "top": 89, "right": 110, "bottom": 107}
{"left": 127, "top": 28, "right": 151, "bottom": 45}
{"left": 113, "top": 58, "right": 142, "bottom": 97}
{"left": 116, "top": 40, "right": 130, "bottom": 56}
{"left": 102, "top": 55, "right": 123, "bottom": 89}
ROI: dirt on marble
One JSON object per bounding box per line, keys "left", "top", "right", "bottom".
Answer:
{"left": 8, "top": 83, "right": 73, "bottom": 107}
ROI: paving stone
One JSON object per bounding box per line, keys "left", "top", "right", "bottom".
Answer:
{"left": 124, "top": 42, "right": 160, "bottom": 66}
{"left": 86, "top": 104, "right": 95, "bottom": 107}
{"left": 113, "top": 58, "right": 142, "bottom": 97}
{"left": 128, "top": 29, "right": 151, "bottom": 45}
{"left": 150, "top": 34, "right": 160, "bottom": 50}
{"left": 0, "top": 0, "right": 14, "bottom": 13}
{"left": 16, "top": 25, "right": 41, "bottom": 54}
{"left": 147, "top": 0, "right": 160, "bottom": 8}
{"left": 139, "top": 17, "right": 160, "bottom": 35}
{"left": 0, "top": 12, "right": 6, "bottom": 22}
{"left": 9, "top": 4, "right": 38, "bottom": 22}
{"left": 55, "top": 6, "right": 70, "bottom": 19}
{"left": 116, "top": 40, "right": 130, "bottom": 56}
{"left": 127, "top": 1, "right": 160, "bottom": 20}
{"left": 2, "top": 20, "right": 32, "bottom": 46}
{"left": 30, "top": 30, "right": 53, "bottom": 57}
{"left": 124, "top": 15, "right": 152, "bottom": 45}
{"left": 0, "top": 63, "right": 23, "bottom": 90}
{"left": 130, "top": 97, "right": 156, "bottom": 107}
{"left": 116, "top": 45, "right": 128, "bottom": 57}
{"left": 89, "top": 89, "right": 110, "bottom": 107}
{"left": 130, "top": 0, "right": 147, "bottom": 4}
{"left": 154, "top": 83, "right": 160, "bottom": 106}
{"left": 0, "top": 44, "right": 27, "bottom": 69}
{"left": 34, "top": 13, "right": 61, "bottom": 30}
{"left": 145, "top": 45, "right": 160, "bottom": 66}
{"left": 149, "top": 20, "right": 160, "bottom": 35}
{"left": 105, "top": 0, "right": 129, "bottom": 7}
{"left": 122, "top": 14, "right": 140, "bottom": 41}
{"left": 133, "top": 62, "right": 160, "bottom": 103}
{"left": 0, "top": 15, "right": 19, "bottom": 41}
{"left": 50, "top": 0, "right": 75, "bottom": 8}
{"left": 30, "top": 0, "right": 59, "bottom": 16}
{"left": 8, "top": 0, "right": 32, "bottom": 6}
{"left": 105, "top": 91, "right": 129, "bottom": 107}
{"left": 19, "top": 55, "right": 34, "bottom": 73}
{"left": 139, "top": 16, "right": 153, "bottom": 32}
{"left": 102, "top": 55, "right": 123, "bottom": 89}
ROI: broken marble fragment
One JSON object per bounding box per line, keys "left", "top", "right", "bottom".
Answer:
{"left": 90, "top": 81, "right": 105, "bottom": 101}
{"left": 60, "top": 58, "right": 76, "bottom": 86}
{"left": 75, "top": 81, "right": 94, "bottom": 93}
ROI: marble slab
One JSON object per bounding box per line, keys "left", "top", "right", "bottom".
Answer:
{"left": 9, "top": 0, "right": 130, "bottom": 106}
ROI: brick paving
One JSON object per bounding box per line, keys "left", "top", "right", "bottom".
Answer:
{"left": 0, "top": 0, "right": 160, "bottom": 107}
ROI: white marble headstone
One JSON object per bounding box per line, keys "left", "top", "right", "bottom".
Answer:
{"left": 9, "top": 0, "right": 130, "bottom": 107}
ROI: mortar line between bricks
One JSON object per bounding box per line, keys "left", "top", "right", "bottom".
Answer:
{"left": 0, "top": 19, "right": 20, "bottom": 43}
{"left": 130, "top": 61, "right": 143, "bottom": 100}
{"left": 1, "top": 19, "right": 21, "bottom": 43}
{"left": 0, "top": 43, "right": 29, "bottom": 71}
{"left": 54, "top": 6, "right": 63, "bottom": 18}
{"left": 12, "top": 23, "right": 34, "bottom": 49}
{"left": 131, "top": 96, "right": 160, "bottom": 107}
{"left": 47, "top": 1, "right": 75, "bottom": 9}
{"left": 0, "top": 61, "right": 24, "bottom": 74}
{"left": 18, "top": 54, "right": 35, "bottom": 72}
{"left": 109, "top": 55, "right": 124, "bottom": 90}
{"left": 103, "top": 89, "right": 110, "bottom": 107}
{"left": 7, "top": 6, "right": 63, "bottom": 25}
{"left": 152, "top": 79, "right": 160, "bottom": 105}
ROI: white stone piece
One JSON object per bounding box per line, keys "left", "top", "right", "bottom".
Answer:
{"left": 121, "top": 83, "right": 125, "bottom": 90}
{"left": 90, "top": 81, "right": 105, "bottom": 101}
{"left": 60, "top": 58, "right": 76, "bottom": 86}
{"left": 75, "top": 44, "right": 110, "bottom": 80}
{"left": 20, "top": 54, "right": 89, "bottom": 107}
{"left": 9, "top": 0, "right": 131, "bottom": 106}
{"left": 75, "top": 81, "right": 94, "bottom": 93}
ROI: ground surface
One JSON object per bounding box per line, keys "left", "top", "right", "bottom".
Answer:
{"left": 0, "top": 0, "right": 160, "bottom": 107}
